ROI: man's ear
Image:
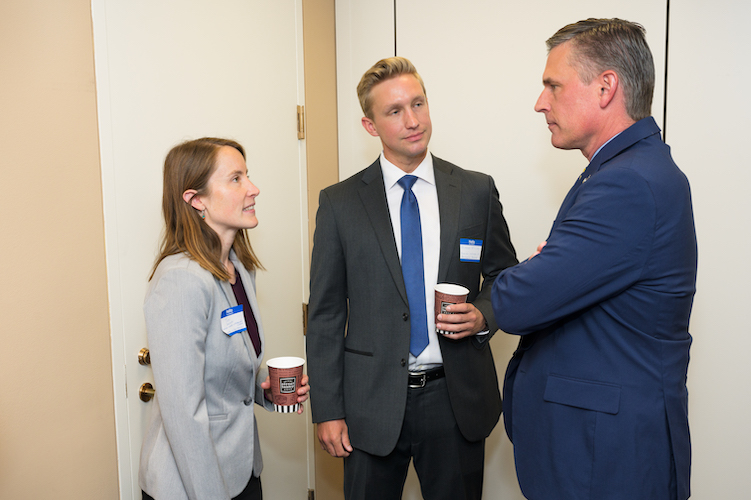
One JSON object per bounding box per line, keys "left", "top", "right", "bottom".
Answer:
{"left": 361, "top": 116, "right": 380, "bottom": 138}
{"left": 598, "top": 70, "right": 619, "bottom": 108}
{"left": 183, "top": 189, "right": 204, "bottom": 210}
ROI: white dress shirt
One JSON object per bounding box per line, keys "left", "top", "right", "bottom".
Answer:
{"left": 380, "top": 152, "right": 443, "bottom": 371}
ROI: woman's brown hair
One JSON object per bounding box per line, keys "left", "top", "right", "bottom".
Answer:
{"left": 150, "top": 137, "right": 263, "bottom": 281}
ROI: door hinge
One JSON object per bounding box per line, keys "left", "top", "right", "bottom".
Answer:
{"left": 297, "top": 105, "right": 305, "bottom": 140}
{"left": 302, "top": 302, "right": 308, "bottom": 336}
{"left": 307, "top": 489, "right": 315, "bottom": 500}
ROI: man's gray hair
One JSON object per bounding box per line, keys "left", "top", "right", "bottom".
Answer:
{"left": 547, "top": 18, "right": 655, "bottom": 121}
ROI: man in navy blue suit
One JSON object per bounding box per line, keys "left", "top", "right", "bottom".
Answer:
{"left": 492, "top": 19, "right": 697, "bottom": 500}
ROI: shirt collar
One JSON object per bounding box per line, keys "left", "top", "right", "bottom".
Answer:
{"left": 590, "top": 131, "right": 622, "bottom": 163}
{"left": 380, "top": 151, "right": 435, "bottom": 190}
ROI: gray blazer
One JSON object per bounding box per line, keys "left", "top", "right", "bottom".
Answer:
{"left": 306, "top": 156, "right": 518, "bottom": 456}
{"left": 139, "top": 251, "right": 272, "bottom": 500}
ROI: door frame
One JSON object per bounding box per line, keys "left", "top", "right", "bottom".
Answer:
{"left": 90, "top": 1, "right": 133, "bottom": 496}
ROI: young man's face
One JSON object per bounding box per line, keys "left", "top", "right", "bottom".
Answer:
{"left": 362, "top": 74, "right": 432, "bottom": 173}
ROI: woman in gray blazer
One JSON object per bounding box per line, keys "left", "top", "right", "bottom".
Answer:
{"left": 139, "top": 137, "right": 309, "bottom": 500}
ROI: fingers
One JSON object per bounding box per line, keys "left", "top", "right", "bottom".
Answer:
{"left": 261, "top": 375, "right": 273, "bottom": 401}
{"left": 317, "top": 420, "right": 352, "bottom": 457}
{"left": 295, "top": 375, "right": 310, "bottom": 414}
{"left": 438, "top": 328, "right": 476, "bottom": 340}
{"left": 529, "top": 240, "right": 547, "bottom": 260}
{"left": 297, "top": 375, "right": 310, "bottom": 398}
{"left": 436, "top": 303, "right": 484, "bottom": 338}
{"left": 341, "top": 426, "right": 353, "bottom": 453}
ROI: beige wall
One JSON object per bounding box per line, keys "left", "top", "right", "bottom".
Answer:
{"left": 303, "top": 0, "right": 340, "bottom": 253}
{"left": 0, "top": 1, "right": 119, "bottom": 498}
{"left": 301, "top": 1, "right": 342, "bottom": 498}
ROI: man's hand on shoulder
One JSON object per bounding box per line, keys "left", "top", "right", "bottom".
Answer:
{"left": 317, "top": 419, "right": 354, "bottom": 457}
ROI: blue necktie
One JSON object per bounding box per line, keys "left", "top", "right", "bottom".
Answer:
{"left": 398, "top": 175, "right": 429, "bottom": 356}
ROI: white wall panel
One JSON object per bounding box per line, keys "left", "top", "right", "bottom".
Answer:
{"left": 396, "top": 0, "right": 667, "bottom": 269}
{"left": 667, "top": 1, "right": 751, "bottom": 497}
{"left": 336, "top": 0, "right": 395, "bottom": 179}
{"left": 336, "top": 2, "right": 673, "bottom": 499}
{"left": 394, "top": 4, "right": 667, "bottom": 496}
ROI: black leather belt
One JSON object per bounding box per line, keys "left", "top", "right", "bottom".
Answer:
{"left": 408, "top": 366, "right": 445, "bottom": 388}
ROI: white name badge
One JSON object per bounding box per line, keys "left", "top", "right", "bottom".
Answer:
{"left": 460, "top": 238, "right": 482, "bottom": 262}
{"left": 221, "top": 305, "right": 247, "bottom": 336}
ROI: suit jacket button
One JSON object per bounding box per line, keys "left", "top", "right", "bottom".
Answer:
{"left": 400, "top": 359, "right": 406, "bottom": 367}
{"left": 402, "top": 313, "right": 409, "bottom": 321}
{"left": 244, "top": 398, "right": 252, "bottom": 406}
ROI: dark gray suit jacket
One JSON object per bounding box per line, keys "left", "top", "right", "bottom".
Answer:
{"left": 307, "top": 155, "right": 517, "bottom": 456}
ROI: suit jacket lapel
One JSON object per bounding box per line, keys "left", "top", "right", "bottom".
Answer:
{"left": 359, "top": 159, "right": 409, "bottom": 305}
{"left": 434, "top": 157, "right": 460, "bottom": 282}
{"left": 223, "top": 252, "right": 258, "bottom": 362}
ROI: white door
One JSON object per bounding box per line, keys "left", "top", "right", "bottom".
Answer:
{"left": 91, "top": 1, "right": 312, "bottom": 499}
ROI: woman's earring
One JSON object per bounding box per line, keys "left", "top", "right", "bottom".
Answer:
{"left": 200, "top": 209, "right": 206, "bottom": 220}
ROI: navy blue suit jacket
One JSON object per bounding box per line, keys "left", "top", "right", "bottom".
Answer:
{"left": 492, "top": 118, "right": 697, "bottom": 500}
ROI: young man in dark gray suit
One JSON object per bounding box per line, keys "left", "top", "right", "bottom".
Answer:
{"left": 306, "top": 57, "right": 517, "bottom": 500}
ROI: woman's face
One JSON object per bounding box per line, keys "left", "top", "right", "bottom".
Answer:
{"left": 198, "top": 146, "right": 260, "bottom": 240}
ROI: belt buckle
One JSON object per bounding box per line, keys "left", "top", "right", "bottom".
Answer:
{"left": 409, "top": 372, "right": 427, "bottom": 389}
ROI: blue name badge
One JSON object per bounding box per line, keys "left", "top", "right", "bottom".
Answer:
{"left": 460, "top": 238, "right": 482, "bottom": 262}
{"left": 221, "top": 305, "right": 247, "bottom": 336}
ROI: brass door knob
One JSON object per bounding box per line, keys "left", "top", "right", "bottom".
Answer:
{"left": 139, "top": 383, "right": 155, "bottom": 402}
{"left": 138, "top": 347, "right": 151, "bottom": 365}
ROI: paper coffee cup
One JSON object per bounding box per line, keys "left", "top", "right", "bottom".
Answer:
{"left": 266, "top": 356, "right": 305, "bottom": 413}
{"left": 434, "top": 283, "right": 470, "bottom": 335}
